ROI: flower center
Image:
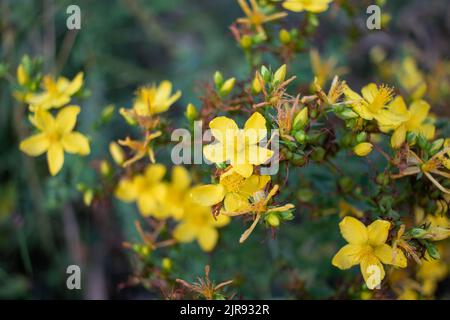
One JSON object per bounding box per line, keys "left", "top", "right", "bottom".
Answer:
{"left": 221, "top": 173, "right": 245, "bottom": 193}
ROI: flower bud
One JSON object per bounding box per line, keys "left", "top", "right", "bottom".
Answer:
{"left": 425, "top": 226, "right": 450, "bottom": 241}
{"left": 109, "top": 142, "right": 125, "bottom": 165}
{"left": 100, "top": 160, "right": 111, "bottom": 176}
{"left": 266, "top": 212, "right": 280, "bottom": 227}
{"left": 429, "top": 138, "right": 444, "bottom": 155}
{"left": 252, "top": 74, "right": 263, "bottom": 94}
{"left": 410, "top": 227, "right": 428, "bottom": 238}
{"left": 356, "top": 132, "right": 368, "bottom": 143}
{"left": 83, "top": 189, "right": 94, "bottom": 206}
{"left": 294, "top": 130, "right": 307, "bottom": 144}
{"left": 185, "top": 103, "right": 198, "bottom": 121}
{"left": 260, "top": 65, "right": 270, "bottom": 82}
{"left": 426, "top": 242, "right": 440, "bottom": 260}
{"left": 219, "top": 77, "right": 235, "bottom": 96}
{"left": 214, "top": 71, "right": 224, "bottom": 88}
{"left": 240, "top": 35, "right": 252, "bottom": 49}
{"left": 279, "top": 29, "right": 292, "bottom": 44}
{"left": 162, "top": 257, "right": 172, "bottom": 271}
{"left": 17, "top": 64, "right": 28, "bottom": 86}
{"left": 273, "top": 64, "right": 286, "bottom": 84}
{"left": 293, "top": 108, "right": 309, "bottom": 131}
{"left": 353, "top": 142, "right": 373, "bottom": 157}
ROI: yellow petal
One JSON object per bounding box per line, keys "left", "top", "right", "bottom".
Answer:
{"left": 211, "top": 213, "right": 230, "bottom": 228}
{"left": 156, "top": 80, "right": 172, "bottom": 101}
{"left": 361, "top": 83, "right": 379, "bottom": 103}
{"left": 224, "top": 192, "right": 250, "bottom": 212}
{"left": 209, "top": 116, "right": 238, "bottom": 142}
{"left": 115, "top": 179, "right": 137, "bottom": 202}
{"left": 360, "top": 255, "right": 385, "bottom": 290}
{"left": 232, "top": 163, "right": 253, "bottom": 178}
{"left": 137, "top": 193, "right": 158, "bottom": 216}
{"left": 367, "top": 219, "right": 391, "bottom": 246}
{"left": 247, "top": 145, "right": 274, "bottom": 165}
{"left": 388, "top": 96, "right": 408, "bottom": 115}
{"left": 244, "top": 112, "right": 267, "bottom": 144}
{"left": 65, "top": 72, "right": 84, "bottom": 95}
{"left": 374, "top": 244, "right": 407, "bottom": 268}
{"left": 173, "top": 222, "right": 197, "bottom": 243}
{"left": 55, "top": 105, "right": 80, "bottom": 134}
{"left": 47, "top": 143, "right": 64, "bottom": 176}
{"left": 34, "top": 108, "right": 55, "bottom": 130}
{"left": 282, "top": 1, "right": 305, "bottom": 12}
{"left": 332, "top": 244, "right": 363, "bottom": 270}
{"left": 418, "top": 123, "right": 435, "bottom": 140}
{"left": 20, "top": 133, "right": 50, "bottom": 156}
{"left": 391, "top": 124, "right": 406, "bottom": 148}
{"left": 339, "top": 216, "right": 368, "bottom": 245}
{"left": 203, "top": 143, "right": 228, "bottom": 163}
{"left": 409, "top": 100, "right": 430, "bottom": 125}
{"left": 197, "top": 227, "right": 218, "bottom": 252}
{"left": 190, "top": 184, "right": 225, "bottom": 206}
{"left": 239, "top": 174, "right": 270, "bottom": 198}
{"left": 144, "top": 164, "right": 166, "bottom": 183}
{"left": 171, "top": 166, "right": 191, "bottom": 191}
{"left": 62, "top": 132, "right": 90, "bottom": 155}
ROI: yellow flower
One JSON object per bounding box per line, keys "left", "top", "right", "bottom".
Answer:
{"left": 353, "top": 142, "right": 373, "bottom": 157}
{"left": 19, "top": 106, "right": 90, "bottom": 176}
{"left": 27, "top": 72, "right": 83, "bottom": 111}
{"left": 203, "top": 112, "right": 274, "bottom": 178}
{"left": 236, "top": 0, "right": 287, "bottom": 39}
{"left": 17, "top": 64, "right": 28, "bottom": 86}
{"left": 283, "top": 0, "right": 333, "bottom": 13}
{"left": 161, "top": 166, "right": 192, "bottom": 220}
{"left": 131, "top": 81, "right": 181, "bottom": 117}
{"left": 332, "top": 217, "right": 407, "bottom": 289}
{"left": 115, "top": 164, "right": 168, "bottom": 218}
{"left": 190, "top": 169, "right": 270, "bottom": 213}
{"left": 385, "top": 97, "right": 435, "bottom": 148}
{"left": 417, "top": 252, "right": 448, "bottom": 297}
{"left": 398, "top": 57, "right": 427, "bottom": 100}
{"left": 118, "top": 131, "right": 162, "bottom": 167}
{"left": 173, "top": 199, "right": 230, "bottom": 252}
{"left": 344, "top": 83, "right": 405, "bottom": 128}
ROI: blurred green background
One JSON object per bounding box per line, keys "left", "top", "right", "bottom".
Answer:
{"left": 0, "top": 0, "right": 449, "bottom": 299}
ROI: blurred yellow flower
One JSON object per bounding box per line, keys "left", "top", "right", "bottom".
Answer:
{"left": 115, "top": 164, "right": 168, "bottom": 218}
{"left": 417, "top": 252, "right": 448, "bottom": 297}
{"left": 203, "top": 112, "right": 274, "bottom": 178}
{"left": 237, "top": 0, "right": 287, "bottom": 39}
{"left": 283, "top": 0, "right": 333, "bottom": 13}
{"left": 27, "top": 72, "right": 83, "bottom": 111}
{"left": 398, "top": 57, "right": 427, "bottom": 100}
{"left": 132, "top": 81, "right": 181, "bottom": 117}
{"left": 20, "top": 106, "right": 90, "bottom": 176}
{"left": 161, "top": 165, "right": 192, "bottom": 220}
{"left": 332, "top": 217, "right": 407, "bottom": 289}
{"left": 344, "top": 83, "right": 405, "bottom": 128}
{"left": 173, "top": 199, "right": 230, "bottom": 252}
{"left": 384, "top": 97, "right": 435, "bottom": 148}
{"left": 190, "top": 169, "right": 270, "bottom": 212}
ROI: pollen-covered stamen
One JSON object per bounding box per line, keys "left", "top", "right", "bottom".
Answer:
{"left": 370, "top": 85, "right": 394, "bottom": 112}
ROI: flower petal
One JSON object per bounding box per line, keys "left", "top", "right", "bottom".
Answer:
{"left": 47, "top": 143, "right": 64, "bottom": 176}
{"left": 197, "top": 227, "right": 218, "bottom": 252}
{"left": 56, "top": 105, "right": 80, "bottom": 134}
{"left": 374, "top": 244, "right": 407, "bottom": 268}
{"left": 20, "top": 133, "right": 50, "bottom": 156}
{"left": 173, "top": 222, "right": 197, "bottom": 243}
{"left": 361, "top": 83, "right": 379, "bottom": 103}
{"left": 65, "top": 72, "right": 84, "bottom": 96}
{"left": 244, "top": 112, "right": 267, "bottom": 144}
{"left": 232, "top": 163, "right": 253, "bottom": 178}
{"left": 332, "top": 244, "right": 363, "bottom": 270}
{"left": 190, "top": 184, "right": 225, "bottom": 206}
{"left": 209, "top": 116, "right": 238, "bottom": 142}
{"left": 391, "top": 124, "right": 406, "bottom": 149}
{"left": 144, "top": 164, "right": 166, "bottom": 183}
{"left": 339, "top": 216, "right": 368, "bottom": 245}
{"left": 115, "top": 179, "right": 137, "bottom": 202}
{"left": 247, "top": 145, "right": 274, "bottom": 165}
{"left": 62, "top": 132, "right": 90, "bottom": 155}
{"left": 171, "top": 166, "right": 191, "bottom": 191}
{"left": 360, "top": 255, "right": 385, "bottom": 290}
{"left": 409, "top": 100, "right": 430, "bottom": 125}
{"left": 224, "top": 192, "right": 250, "bottom": 212}
{"left": 367, "top": 219, "right": 391, "bottom": 246}
{"left": 211, "top": 213, "right": 230, "bottom": 228}
{"left": 203, "top": 143, "right": 228, "bottom": 163}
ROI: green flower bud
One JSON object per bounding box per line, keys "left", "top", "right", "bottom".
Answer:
{"left": 279, "top": 29, "right": 292, "bottom": 44}
{"left": 214, "top": 71, "right": 224, "bottom": 88}
{"left": 293, "top": 108, "right": 309, "bottom": 131}
{"left": 273, "top": 64, "right": 286, "bottom": 84}
{"left": 266, "top": 212, "right": 280, "bottom": 227}
{"left": 294, "top": 130, "right": 307, "bottom": 144}
{"left": 410, "top": 227, "right": 427, "bottom": 239}
{"left": 240, "top": 35, "right": 252, "bottom": 49}
{"left": 219, "top": 78, "right": 235, "bottom": 96}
